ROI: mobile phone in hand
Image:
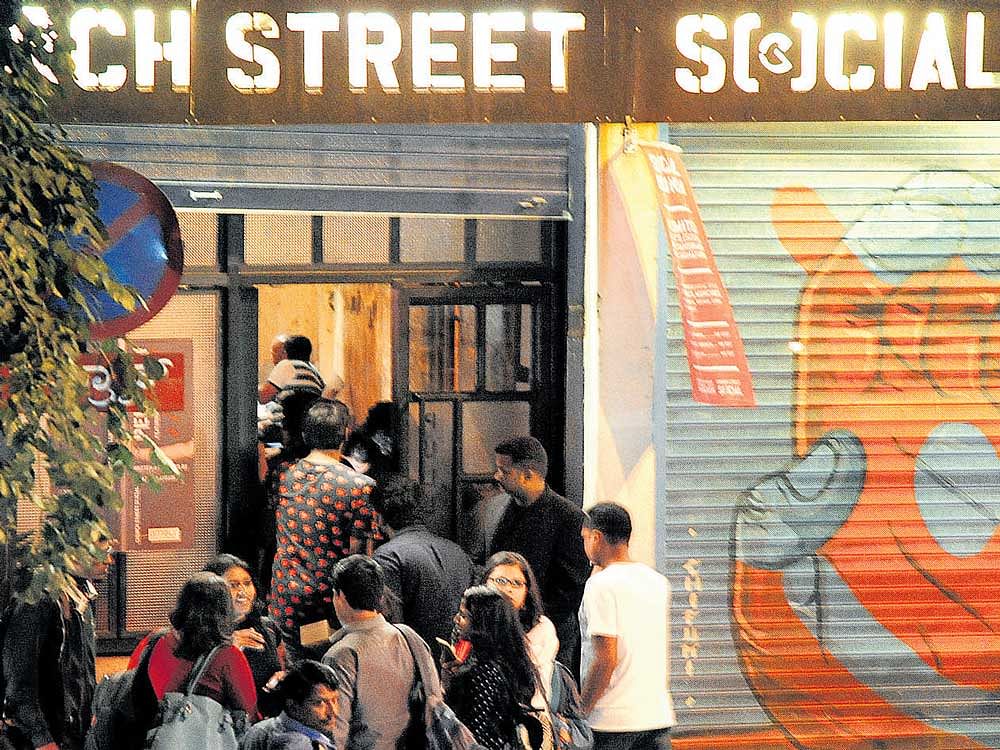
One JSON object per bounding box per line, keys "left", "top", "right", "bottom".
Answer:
{"left": 436, "top": 637, "right": 471, "bottom": 662}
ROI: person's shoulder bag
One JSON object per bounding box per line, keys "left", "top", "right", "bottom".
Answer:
{"left": 143, "top": 645, "right": 248, "bottom": 750}
{"left": 393, "top": 624, "right": 487, "bottom": 750}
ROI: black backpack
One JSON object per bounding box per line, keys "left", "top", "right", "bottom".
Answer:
{"left": 84, "top": 634, "right": 162, "bottom": 750}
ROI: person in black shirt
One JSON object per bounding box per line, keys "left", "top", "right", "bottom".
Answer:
{"left": 489, "top": 436, "right": 590, "bottom": 676}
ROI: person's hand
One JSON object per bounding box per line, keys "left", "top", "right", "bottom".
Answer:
{"left": 36, "top": 743, "right": 59, "bottom": 750}
{"left": 232, "top": 627, "right": 266, "bottom": 650}
{"left": 263, "top": 670, "right": 287, "bottom": 693}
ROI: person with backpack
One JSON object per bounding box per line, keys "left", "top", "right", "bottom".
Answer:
{"left": 202, "top": 554, "right": 285, "bottom": 717}
{"left": 1, "top": 565, "right": 104, "bottom": 750}
{"left": 480, "top": 552, "right": 559, "bottom": 709}
{"left": 128, "top": 572, "right": 258, "bottom": 727}
{"left": 442, "top": 587, "right": 542, "bottom": 750}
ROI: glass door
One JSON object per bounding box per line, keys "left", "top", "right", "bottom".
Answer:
{"left": 396, "top": 284, "right": 561, "bottom": 562}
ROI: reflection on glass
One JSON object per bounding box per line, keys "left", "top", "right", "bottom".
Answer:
{"left": 420, "top": 401, "right": 454, "bottom": 538}
{"left": 409, "top": 305, "right": 477, "bottom": 392}
{"left": 476, "top": 220, "right": 542, "bottom": 263}
{"left": 485, "top": 304, "right": 533, "bottom": 392}
{"left": 407, "top": 403, "right": 421, "bottom": 482}
{"left": 461, "top": 401, "right": 531, "bottom": 474}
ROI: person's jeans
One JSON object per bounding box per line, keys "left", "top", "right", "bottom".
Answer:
{"left": 592, "top": 728, "right": 672, "bottom": 750}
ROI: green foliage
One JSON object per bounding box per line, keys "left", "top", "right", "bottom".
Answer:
{"left": 1, "top": 2, "right": 173, "bottom": 603}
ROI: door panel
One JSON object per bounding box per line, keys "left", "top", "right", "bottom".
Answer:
{"left": 397, "top": 285, "right": 559, "bottom": 561}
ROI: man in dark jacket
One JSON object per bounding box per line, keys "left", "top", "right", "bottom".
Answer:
{"left": 2, "top": 578, "right": 98, "bottom": 750}
{"left": 372, "top": 474, "right": 475, "bottom": 660}
{"left": 489, "top": 436, "right": 591, "bottom": 675}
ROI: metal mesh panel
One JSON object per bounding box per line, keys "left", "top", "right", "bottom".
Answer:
{"left": 120, "top": 292, "right": 221, "bottom": 632}
{"left": 399, "top": 217, "right": 464, "bottom": 263}
{"left": 244, "top": 213, "right": 312, "bottom": 266}
{"left": 475, "top": 220, "right": 543, "bottom": 263}
{"left": 322, "top": 214, "right": 391, "bottom": 264}
{"left": 175, "top": 210, "right": 218, "bottom": 268}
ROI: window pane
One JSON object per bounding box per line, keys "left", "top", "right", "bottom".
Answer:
{"left": 476, "top": 220, "right": 542, "bottom": 262}
{"left": 418, "top": 401, "right": 454, "bottom": 538}
{"left": 176, "top": 210, "right": 218, "bottom": 268}
{"left": 244, "top": 212, "right": 312, "bottom": 265}
{"left": 409, "top": 305, "right": 477, "bottom": 392}
{"left": 323, "top": 214, "right": 391, "bottom": 263}
{"left": 485, "top": 304, "right": 533, "bottom": 392}
{"left": 400, "top": 217, "right": 465, "bottom": 263}
{"left": 461, "top": 401, "right": 531, "bottom": 474}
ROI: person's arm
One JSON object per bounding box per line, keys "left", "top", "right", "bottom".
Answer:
{"left": 258, "top": 381, "right": 280, "bottom": 403}
{"left": 323, "top": 648, "right": 358, "bottom": 750}
{"left": 3, "top": 600, "right": 58, "bottom": 749}
{"left": 259, "top": 360, "right": 291, "bottom": 403}
{"left": 373, "top": 549, "right": 404, "bottom": 623}
{"left": 548, "top": 508, "right": 592, "bottom": 612}
{"left": 126, "top": 633, "right": 154, "bottom": 669}
{"left": 222, "top": 646, "right": 259, "bottom": 720}
{"left": 579, "top": 634, "right": 618, "bottom": 717}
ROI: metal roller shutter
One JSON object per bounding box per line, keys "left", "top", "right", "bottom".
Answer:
{"left": 64, "top": 123, "right": 574, "bottom": 218}
{"left": 660, "top": 122, "right": 1000, "bottom": 748}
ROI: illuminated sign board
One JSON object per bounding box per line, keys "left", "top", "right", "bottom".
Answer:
{"left": 13, "top": 1, "right": 1000, "bottom": 123}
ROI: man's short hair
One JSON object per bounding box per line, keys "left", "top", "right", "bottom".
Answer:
{"left": 372, "top": 474, "right": 423, "bottom": 531}
{"left": 274, "top": 660, "right": 339, "bottom": 704}
{"left": 284, "top": 334, "right": 313, "bottom": 361}
{"left": 583, "top": 502, "right": 632, "bottom": 545}
{"left": 301, "top": 399, "right": 350, "bottom": 451}
{"left": 331, "top": 554, "right": 385, "bottom": 612}
{"left": 495, "top": 436, "right": 548, "bottom": 478}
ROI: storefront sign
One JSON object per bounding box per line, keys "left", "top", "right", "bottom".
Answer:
{"left": 13, "top": 1, "right": 1000, "bottom": 122}
{"left": 641, "top": 141, "right": 755, "bottom": 407}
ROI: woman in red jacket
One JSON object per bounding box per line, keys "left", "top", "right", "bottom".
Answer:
{"left": 129, "top": 571, "right": 258, "bottom": 721}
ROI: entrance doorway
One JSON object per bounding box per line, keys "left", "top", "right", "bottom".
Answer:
{"left": 257, "top": 280, "right": 562, "bottom": 559}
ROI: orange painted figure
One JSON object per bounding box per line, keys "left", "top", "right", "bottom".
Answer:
{"left": 731, "top": 174, "right": 1000, "bottom": 749}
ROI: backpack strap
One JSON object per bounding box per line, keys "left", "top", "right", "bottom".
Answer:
{"left": 181, "top": 645, "right": 224, "bottom": 697}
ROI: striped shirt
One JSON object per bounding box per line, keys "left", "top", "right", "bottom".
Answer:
{"left": 267, "top": 358, "right": 324, "bottom": 396}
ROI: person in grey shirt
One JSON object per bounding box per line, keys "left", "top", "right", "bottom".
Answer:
{"left": 373, "top": 475, "right": 475, "bottom": 661}
{"left": 323, "top": 555, "right": 437, "bottom": 750}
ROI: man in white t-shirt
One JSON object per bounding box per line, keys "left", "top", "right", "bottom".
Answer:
{"left": 579, "top": 502, "right": 675, "bottom": 750}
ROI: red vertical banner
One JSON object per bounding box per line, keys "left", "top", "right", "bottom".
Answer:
{"left": 83, "top": 339, "right": 195, "bottom": 550}
{"left": 640, "top": 142, "right": 756, "bottom": 407}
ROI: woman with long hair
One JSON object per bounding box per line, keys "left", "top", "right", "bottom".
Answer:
{"left": 203, "top": 553, "right": 285, "bottom": 715}
{"left": 443, "top": 586, "right": 541, "bottom": 750}
{"left": 482, "top": 551, "right": 559, "bottom": 707}
{"left": 128, "top": 571, "right": 257, "bottom": 719}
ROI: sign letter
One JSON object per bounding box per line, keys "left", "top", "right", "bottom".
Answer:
{"left": 348, "top": 12, "right": 402, "bottom": 92}
{"left": 675, "top": 14, "right": 727, "bottom": 94}
{"left": 412, "top": 12, "right": 464, "bottom": 91}
{"left": 532, "top": 11, "right": 586, "bottom": 92}
{"left": 226, "top": 13, "right": 280, "bottom": 93}
{"left": 70, "top": 8, "right": 127, "bottom": 91}
{"left": 134, "top": 9, "right": 190, "bottom": 93}
{"left": 287, "top": 12, "right": 340, "bottom": 93}
{"left": 824, "top": 13, "right": 876, "bottom": 91}
{"left": 472, "top": 12, "right": 526, "bottom": 91}
{"left": 910, "top": 13, "right": 958, "bottom": 90}
{"left": 966, "top": 12, "right": 1000, "bottom": 89}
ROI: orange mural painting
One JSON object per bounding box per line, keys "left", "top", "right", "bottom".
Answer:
{"left": 730, "top": 174, "right": 1000, "bottom": 749}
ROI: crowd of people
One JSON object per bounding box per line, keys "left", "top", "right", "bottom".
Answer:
{"left": 0, "top": 333, "right": 675, "bottom": 750}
